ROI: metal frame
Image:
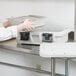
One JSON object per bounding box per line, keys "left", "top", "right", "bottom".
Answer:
{"left": 65, "top": 59, "right": 69, "bottom": 76}
{"left": 51, "top": 58, "right": 70, "bottom": 76}
{"left": 51, "top": 58, "right": 55, "bottom": 76}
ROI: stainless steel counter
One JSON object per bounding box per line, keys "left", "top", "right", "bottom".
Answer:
{"left": 0, "top": 39, "right": 65, "bottom": 76}
{"left": 0, "top": 39, "right": 39, "bottom": 55}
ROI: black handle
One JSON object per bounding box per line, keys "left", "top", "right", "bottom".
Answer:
{"left": 20, "top": 31, "right": 30, "bottom": 40}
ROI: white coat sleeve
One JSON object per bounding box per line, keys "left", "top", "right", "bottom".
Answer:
{"left": 0, "top": 26, "right": 17, "bottom": 41}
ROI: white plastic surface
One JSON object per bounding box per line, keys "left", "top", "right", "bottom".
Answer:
{"left": 39, "top": 43, "right": 76, "bottom": 57}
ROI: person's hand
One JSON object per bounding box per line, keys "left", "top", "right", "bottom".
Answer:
{"left": 17, "top": 19, "right": 35, "bottom": 31}
{"left": 3, "top": 16, "right": 15, "bottom": 28}
{"left": 3, "top": 20, "right": 11, "bottom": 28}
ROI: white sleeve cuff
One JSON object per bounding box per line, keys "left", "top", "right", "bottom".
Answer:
{"left": 6, "top": 26, "right": 17, "bottom": 38}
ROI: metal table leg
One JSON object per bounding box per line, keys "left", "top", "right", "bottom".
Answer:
{"left": 65, "top": 59, "right": 69, "bottom": 76}
{"left": 51, "top": 58, "right": 55, "bottom": 76}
